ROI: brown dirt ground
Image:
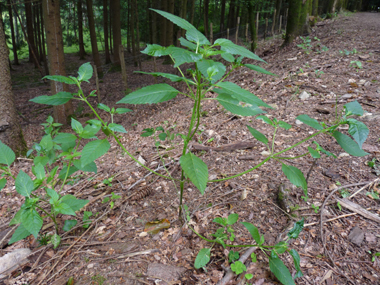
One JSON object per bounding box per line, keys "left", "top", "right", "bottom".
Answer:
{"left": 1, "top": 12, "right": 380, "bottom": 285}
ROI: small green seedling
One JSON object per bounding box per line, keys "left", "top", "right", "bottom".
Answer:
{"left": 315, "top": 70, "right": 324, "bottom": 78}
{"left": 350, "top": 60, "right": 362, "bottom": 69}
{"left": 102, "top": 192, "right": 121, "bottom": 209}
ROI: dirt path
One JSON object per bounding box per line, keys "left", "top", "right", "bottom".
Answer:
{"left": 2, "top": 12, "right": 380, "bottom": 285}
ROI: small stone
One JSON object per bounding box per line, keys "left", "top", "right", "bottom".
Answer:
{"left": 295, "top": 119, "right": 303, "bottom": 125}
{"left": 136, "top": 155, "right": 146, "bottom": 167}
{"left": 358, "top": 79, "right": 366, "bottom": 85}
{"left": 261, "top": 150, "right": 271, "bottom": 156}
{"left": 299, "top": 91, "right": 310, "bottom": 100}
{"left": 377, "top": 88, "right": 380, "bottom": 94}
{"left": 348, "top": 79, "right": 356, "bottom": 83}
{"left": 287, "top": 57, "right": 297, "bottom": 61}
{"left": 364, "top": 81, "right": 371, "bottom": 87}
{"left": 348, "top": 226, "right": 364, "bottom": 246}
{"left": 341, "top": 94, "right": 353, "bottom": 99}
{"left": 339, "top": 153, "right": 350, "bottom": 157}
{"left": 87, "top": 263, "right": 94, "bottom": 269}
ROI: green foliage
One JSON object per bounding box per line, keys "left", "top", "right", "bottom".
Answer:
{"left": 23, "top": 9, "right": 370, "bottom": 284}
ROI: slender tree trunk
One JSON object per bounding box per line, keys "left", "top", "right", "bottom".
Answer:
{"left": 39, "top": 2, "right": 49, "bottom": 74}
{"left": 180, "top": 0, "right": 187, "bottom": 36}
{"left": 77, "top": 0, "right": 86, "bottom": 59}
{"left": 134, "top": 0, "right": 141, "bottom": 69}
{"left": 86, "top": 0, "right": 103, "bottom": 75}
{"left": 130, "top": 0, "right": 137, "bottom": 66}
{"left": 35, "top": 2, "right": 43, "bottom": 62}
{"left": 103, "top": 0, "right": 111, "bottom": 64}
{"left": 0, "top": 19, "right": 26, "bottom": 155}
{"left": 248, "top": 0, "right": 257, "bottom": 52}
{"left": 160, "top": 0, "right": 167, "bottom": 46}
{"left": 42, "top": 0, "right": 74, "bottom": 124}
{"left": 126, "top": 0, "right": 131, "bottom": 53}
{"left": 166, "top": 0, "right": 174, "bottom": 45}
{"left": 284, "top": 0, "right": 302, "bottom": 45}
{"left": 220, "top": 0, "right": 226, "bottom": 33}
{"left": 7, "top": 0, "right": 19, "bottom": 65}
{"left": 111, "top": 0, "right": 121, "bottom": 65}
{"left": 189, "top": 0, "right": 195, "bottom": 25}
{"left": 204, "top": 0, "right": 209, "bottom": 37}
{"left": 25, "top": 0, "right": 38, "bottom": 66}
{"left": 151, "top": 0, "right": 158, "bottom": 43}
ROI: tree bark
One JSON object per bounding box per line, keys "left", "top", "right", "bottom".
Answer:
{"left": 204, "top": 0, "right": 209, "bottom": 37}
{"left": 130, "top": 0, "right": 137, "bottom": 66}
{"left": 134, "top": 0, "right": 141, "bottom": 69}
{"left": 284, "top": 0, "right": 302, "bottom": 45}
{"left": 160, "top": 0, "right": 167, "bottom": 46}
{"left": 111, "top": 0, "right": 121, "bottom": 65}
{"left": 103, "top": 0, "right": 111, "bottom": 64}
{"left": 7, "top": 0, "right": 19, "bottom": 65}
{"left": 86, "top": 0, "right": 103, "bottom": 75}
{"left": 180, "top": 0, "right": 187, "bottom": 37}
{"left": 189, "top": 0, "right": 195, "bottom": 25}
{"left": 42, "top": 0, "right": 74, "bottom": 124}
{"left": 166, "top": 0, "right": 174, "bottom": 46}
{"left": 0, "top": 14, "right": 26, "bottom": 155}
{"left": 248, "top": 0, "right": 257, "bottom": 52}
{"left": 77, "top": 0, "right": 86, "bottom": 59}
{"left": 220, "top": 0, "right": 226, "bottom": 33}
{"left": 25, "top": 0, "right": 38, "bottom": 66}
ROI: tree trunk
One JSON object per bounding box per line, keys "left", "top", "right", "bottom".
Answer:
{"left": 312, "top": 0, "right": 319, "bottom": 16}
{"left": 42, "top": 0, "right": 73, "bottom": 124}
{"left": 298, "top": 0, "right": 311, "bottom": 35}
{"left": 284, "top": 0, "right": 302, "bottom": 45}
{"left": 220, "top": 0, "right": 226, "bottom": 33}
{"left": 151, "top": 0, "right": 158, "bottom": 43}
{"left": 0, "top": 19, "right": 26, "bottom": 155}
{"left": 130, "top": 0, "right": 137, "bottom": 66}
{"left": 35, "top": 2, "right": 43, "bottom": 62}
{"left": 111, "top": 0, "right": 121, "bottom": 65}
{"left": 77, "top": 0, "right": 86, "bottom": 59}
{"left": 25, "top": 0, "right": 38, "bottom": 67}
{"left": 227, "top": 0, "right": 236, "bottom": 29}
{"left": 103, "top": 0, "right": 111, "bottom": 64}
{"left": 160, "top": 0, "right": 167, "bottom": 46}
{"left": 166, "top": 0, "right": 174, "bottom": 45}
{"left": 180, "top": 0, "right": 187, "bottom": 37}
{"left": 39, "top": 2, "right": 49, "bottom": 75}
{"left": 189, "top": 0, "right": 195, "bottom": 25}
{"left": 134, "top": 0, "right": 141, "bottom": 69}
{"left": 248, "top": 0, "right": 257, "bottom": 52}
{"left": 204, "top": 0, "right": 209, "bottom": 37}
{"left": 7, "top": 0, "right": 19, "bottom": 65}
{"left": 86, "top": 0, "right": 103, "bottom": 75}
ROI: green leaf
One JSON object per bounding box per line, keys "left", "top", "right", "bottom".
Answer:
{"left": 296, "top": 115, "right": 323, "bottom": 130}
{"left": 213, "top": 217, "right": 227, "bottom": 227}
{"left": 81, "top": 123, "right": 101, "bottom": 139}
{"left": 81, "top": 139, "right": 110, "bottom": 166}
{"left": 40, "top": 134, "right": 53, "bottom": 151}
{"left": 179, "top": 153, "right": 208, "bottom": 194}
{"left": 0, "top": 140, "right": 15, "bottom": 165}
{"left": 197, "top": 59, "right": 226, "bottom": 83}
{"left": 63, "top": 219, "right": 77, "bottom": 232}
{"left": 269, "top": 252, "right": 296, "bottom": 285}
{"left": 54, "top": 202, "right": 77, "bottom": 216}
{"left": 166, "top": 47, "right": 202, "bottom": 67}
{"left": 30, "top": 91, "right": 73, "bottom": 106}
{"left": 216, "top": 93, "right": 265, "bottom": 116}
{"left": 83, "top": 211, "right": 93, "bottom": 228}
{"left": 43, "top": 75, "right": 75, "bottom": 85}
{"left": 141, "top": 44, "right": 168, "bottom": 56}
{"left": 194, "top": 248, "right": 211, "bottom": 269}
{"left": 307, "top": 146, "right": 321, "bottom": 158}
{"left": 137, "top": 71, "right": 193, "bottom": 84}
{"left": 347, "top": 119, "right": 369, "bottom": 148}
{"left": 313, "top": 141, "right": 336, "bottom": 158}
{"left": 71, "top": 118, "right": 83, "bottom": 135}
{"left": 179, "top": 37, "right": 197, "bottom": 50}
{"left": 288, "top": 218, "right": 304, "bottom": 239}
{"left": 231, "top": 261, "right": 247, "bottom": 275}
{"left": 158, "top": 133, "right": 167, "bottom": 141}
{"left": 274, "top": 241, "right": 288, "bottom": 254}
{"left": 344, "top": 100, "right": 363, "bottom": 116}
{"left": 53, "top": 133, "right": 77, "bottom": 144}
{"left": 33, "top": 156, "right": 49, "bottom": 167}
{"left": 332, "top": 131, "right": 368, "bottom": 157}
{"left": 51, "top": 233, "right": 61, "bottom": 249}
{"left": 60, "top": 195, "right": 89, "bottom": 212}
{"left": 9, "top": 224, "right": 31, "bottom": 245}
{"left": 289, "top": 249, "right": 303, "bottom": 278}
{"left": 214, "top": 38, "right": 265, "bottom": 62}
{"left": 115, "top": 108, "right": 133, "bottom": 114}
{"left": 281, "top": 163, "right": 307, "bottom": 193}
{"left": 21, "top": 208, "right": 43, "bottom": 238}
{"left": 244, "top": 64, "right": 276, "bottom": 76}
{"left": 216, "top": 82, "right": 271, "bottom": 108}
{"left": 256, "top": 115, "right": 274, "bottom": 126}
{"left": 251, "top": 252, "right": 257, "bottom": 263}
{"left": 227, "top": 213, "right": 239, "bottom": 225}
{"left": 97, "top": 103, "right": 110, "bottom": 112}
{"left": 108, "top": 123, "right": 127, "bottom": 133}
{"left": 32, "top": 163, "right": 45, "bottom": 180}
{"left": 73, "top": 160, "right": 97, "bottom": 173}
{"left": 245, "top": 273, "right": 254, "bottom": 280}
{"left": 247, "top": 126, "right": 268, "bottom": 145}
{"left": 0, "top": 178, "right": 6, "bottom": 190}
{"left": 117, "top": 84, "right": 179, "bottom": 104}
{"left": 46, "top": 188, "right": 60, "bottom": 203}
{"left": 221, "top": 52, "right": 235, "bottom": 62}
{"left": 58, "top": 165, "right": 78, "bottom": 180}
{"left": 151, "top": 9, "right": 210, "bottom": 45}
{"left": 15, "top": 170, "right": 34, "bottom": 197}
{"left": 278, "top": 121, "right": 292, "bottom": 130}
{"left": 241, "top": 222, "right": 261, "bottom": 245}
{"left": 77, "top": 62, "right": 93, "bottom": 82}
{"left": 141, "top": 128, "right": 154, "bottom": 137}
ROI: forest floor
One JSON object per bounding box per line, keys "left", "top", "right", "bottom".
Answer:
{"left": 1, "top": 11, "right": 380, "bottom": 285}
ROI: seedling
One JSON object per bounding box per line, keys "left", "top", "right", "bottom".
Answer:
{"left": 315, "top": 70, "right": 324, "bottom": 78}
{"left": 350, "top": 60, "right": 362, "bottom": 70}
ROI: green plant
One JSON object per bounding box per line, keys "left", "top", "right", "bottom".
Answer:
{"left": 368, "top": 251, "right": 380, "bottom": 262}
{"left": 339, "top": 48, "right": 358, "bottom": 56}
{"left": 297, "top": 36, "right": 312, "bottom": 54}
{"left": 192, "top": 212, "right": 305, "bottom": 285}
{"left": 314, "top": 70, "right": 324, "bottom": 78}
{"left": 20, "top": 9, "right": 369, "bottom": 284}
{"left": 311, "top": 204, "right": 319, "bottom": 213}
{"left": 91, "top": 274, "right": 106, "bottom": 285}
{"left": 350, "top": 60, "right": 362, "bottom": 69}
{"left": 102, "top": 192, "right": 121, "bottom": 209}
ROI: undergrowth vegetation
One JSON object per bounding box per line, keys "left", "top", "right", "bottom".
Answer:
{"left": 0, "top": 9, "right": 370, "bottom": 285}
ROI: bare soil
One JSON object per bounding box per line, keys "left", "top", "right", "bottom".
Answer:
{"left": 1, "top": 12, "right": 380, "bottom": 285}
